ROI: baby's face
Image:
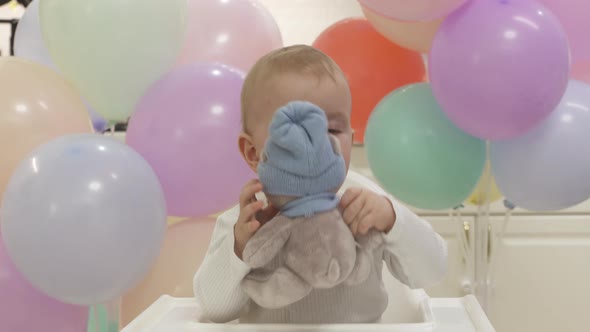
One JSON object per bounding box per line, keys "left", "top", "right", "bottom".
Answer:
{"left": 248, "top": 72, "right": 353, "bottom": 171}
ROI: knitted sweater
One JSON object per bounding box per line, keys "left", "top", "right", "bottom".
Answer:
{"left": 193, "top": 173, "right": 447, "bottom": 324}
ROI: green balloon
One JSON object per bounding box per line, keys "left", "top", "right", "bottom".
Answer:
{"left": 88, "top": 305, "right": 118, "bottom": 332}
{"left": 365, "top": 83, "right": 486, "bottom": 210}
{"left": 40, "top": 0, "right": 187, "bottom": 123}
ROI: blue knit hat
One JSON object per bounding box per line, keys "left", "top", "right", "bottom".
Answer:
{"left": 258, "top": 101, "right": 347, "bottom": 197}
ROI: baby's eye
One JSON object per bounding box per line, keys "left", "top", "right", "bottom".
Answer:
{"left": 328, "top": 129, "right": 342, "bottom": 135}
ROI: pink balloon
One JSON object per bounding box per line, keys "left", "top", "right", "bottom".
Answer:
{"left": 126, "top": 63, "right": 254, "bottom": 217}
{"left": 177, "top": 0, "right": 283, "bottom": 72}
{"left": 538, "top": 0, "right": 590, "bottom": 63}
{"left": 0, "top": 237, "right": 88, "bottom": 332}
{"left": 358, "top": 0, "right": 468, "bottom": 22}
{"left": 429, "top": 0, "right": 570, "bottom": 140}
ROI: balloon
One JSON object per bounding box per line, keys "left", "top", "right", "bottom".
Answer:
{"left": 1, "top": 134, "right": 167, "bottom": 305}
{"left": 14, "top": 0, "right": 55, "bottom": 70}
{"left": 358, "top": 0, "right": 468, "bottom": 22}
{"left": 365, "top": 83, "right": 486, "bottom": 210}
{"left": 572, "top": 61, "right": 590, "bottom": 84}
{"left": 178, "top": 0, "right": 282, "bottom": 72}
{"left": 429, "top": 0, "right": 570, "bottom": 141}
{"left": 465, "top": 162, "right": 503, "bottom": 206}
{"left": 87, "top": 305, "right": 118, "bottom": 332}
{"left": 39, "top": 0, "right": 187, "bottom": 123}
{"left": 121, "top": 217, "right": 216, "bottom": 326}
{"left": 166, "top": 216, "right": 185, "bottom": 227}
{"left": 538, "top": 0, "right": 590, "bottom": 63}
{"left": 491, "top": 80, "right": 590, "bottom": 211}
{"left": 313, "top": 18, "right": 425, "bottom": 143}
{"left": 0, "top": 58, "right": 92, "bottom": 202}
{"left": 0, "top": 237, "right": 89, "bottom": 332}
{"left": 127, "top": 63, "right": 253, "bottom": 217}
{"left": 362, "top": 5, "right": 442, "bottom": 53}
{"left": 15, "top": 0, "right": 108, "bottom": 133}
{"left": 88, "top": 107, "right": 109, "bottom": 133}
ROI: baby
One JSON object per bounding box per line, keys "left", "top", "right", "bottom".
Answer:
{"left": 193, "top": 45, "right": 447, "bottom": 324}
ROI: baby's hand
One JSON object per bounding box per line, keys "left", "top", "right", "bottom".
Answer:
{"left": 340, "top": 188, "right": 396, "bottom": 236}
{"left": 234, "top": 179, "right": 278, "bottom": 260}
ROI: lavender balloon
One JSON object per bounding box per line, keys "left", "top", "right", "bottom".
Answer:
{"left": 127, "top": 63, "right": 253, "bottom": 217}
{"left": 429, "top": 0, "right": 570, "bottom": 140}
{"left": 0, "top": 238, "right": 88, "bottom": 332}
{"left": 491, "top": 80, "right": 590, "bottom": 211}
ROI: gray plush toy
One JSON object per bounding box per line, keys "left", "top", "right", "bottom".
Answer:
{"left": 240, "top": 101, "right": 383, "bottom": 309}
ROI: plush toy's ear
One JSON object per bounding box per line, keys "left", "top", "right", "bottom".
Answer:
{"left": 242, "top": 216, "right": 295, "bottom": 269}
{"left": 328, "top": 134, "right": 342, "bottom": 156}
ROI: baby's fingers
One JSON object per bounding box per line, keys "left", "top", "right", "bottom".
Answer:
{"left": 240, "top": 201, "right": 264, "bottom": 224}
{"left": 342, "top": 194, "right": 366, "bottom": 225}
{"left": 351, "top": 208, "right": 373, "bottom": 235}
{"left": 247, "top": 219, "right": 261, "bottom": 234}
{"left": 239, "top": 180, "right": 262, "bottom": 207}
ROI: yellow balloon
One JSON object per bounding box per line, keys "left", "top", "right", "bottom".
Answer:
{"left": 210, "top": 211, "right": 223, "bottom": 218}
{"left": 466, "top": 163, "right": 503, "bottom": 206}
{"left": 167, "top": 212, "right": 222, "bottom": 227}
{"left": 166, "top": 216, "right": 185, "bottom": 227}
{"left": 0, "top": 58, "right": 92, "bottom": 202}
{"left": 362, "top": 5, "right": 443, "bottom": 53}
{"left": 121, "top": 217, "right": 216, "bottom": 327}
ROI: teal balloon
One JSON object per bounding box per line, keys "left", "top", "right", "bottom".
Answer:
{"left": 88, "top": 305, "right": 118, "bottom": 332}
{"left": 365, "top": 83, "right": 486, "bottom": 210}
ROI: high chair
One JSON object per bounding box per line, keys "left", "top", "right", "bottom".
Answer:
{"left": 121, "top": 171, "right": 495, "bottom": 331}
{"left": 122, "top": 270, "right": 494, "bottom": 331}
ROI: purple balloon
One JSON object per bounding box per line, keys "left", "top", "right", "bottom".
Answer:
{"left": 88, "top": 106, "right": 108, "bottom": 133}
{"left": 491, "top": 80, "right": 590, "bottom": 211}
{"left": 127, "top": 63, "right": 253, "bottom": 217}
{"left": 429, "top": 0, "right": 570, "bottom": 140}
{"left": 0, "top": 237, "right": 88, "bottom": 332}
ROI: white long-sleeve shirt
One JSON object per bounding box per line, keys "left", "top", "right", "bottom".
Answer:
{"left": 193, "top": 172, "right": 447, "bottom": 324}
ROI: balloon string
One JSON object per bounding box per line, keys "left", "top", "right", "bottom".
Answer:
{"left": 451, "top": 207, "right": 472, "bottom": 284}
{"left": 471, "top": 142, "right": 493, "bottom": 310}
{"left": 488, "top": 205, "right": 513, "bottom": 289}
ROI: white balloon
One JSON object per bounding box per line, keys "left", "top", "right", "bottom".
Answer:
{"left": 14, "top": 0, "right": 56, "bottom": 70}
{"left": 1, "top": 134, "right": 167, "bottom": 305}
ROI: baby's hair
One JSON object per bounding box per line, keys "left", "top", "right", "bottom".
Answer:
{"left": 241, "top": 45, "right": 344, "bottom": 133}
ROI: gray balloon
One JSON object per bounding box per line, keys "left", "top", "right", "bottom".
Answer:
{"left": 0, "top": 134, "right": 167, "bottom": 305}
{"left": 491, "top": 80, "right": 590, "bottom": 211}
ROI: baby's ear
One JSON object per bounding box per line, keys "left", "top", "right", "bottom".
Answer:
{"left": 328, "top": 134, "right": 342, "bottom": 156}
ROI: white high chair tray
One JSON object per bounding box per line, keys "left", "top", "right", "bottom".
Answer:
{"left": 121, "top": 294, "right": 494, "bottom": 332}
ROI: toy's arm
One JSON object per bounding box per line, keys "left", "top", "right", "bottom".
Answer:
{"left": 242, "top": 215, "right": 294, "bottom": 269}
{"left": 345, "top": 230, "right": 383, "bottom": 286}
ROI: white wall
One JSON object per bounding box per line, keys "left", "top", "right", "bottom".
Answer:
{"left": 257, "top": 0, "right": 363, "bottom": 46}
{"left": 0, "top": 4, "right": 24, "bottom": 56}
{"left": 0, "top": 1, "right": 363, "bottom": 56}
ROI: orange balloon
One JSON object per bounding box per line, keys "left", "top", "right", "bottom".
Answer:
{"left": 0, "top": 58, "right": 92, "bottom": 201}
{"left": 362, "top": 6, "right": 443, "bottom": 53}
{"left": 313, "top": 18, "right": 426, "bottom": 144}
{"left": 120, "top": 217, "right": 216, "bottom": 327}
